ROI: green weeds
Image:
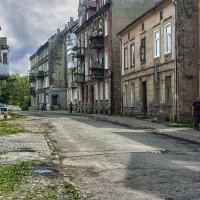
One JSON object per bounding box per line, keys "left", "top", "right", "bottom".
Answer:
{"left": 8, "top": 112, "right": 26, "bottom": 119}
{"left": 24, "top": 184, "right": 58, "bottom": 200}
{"left": 0, "top": 121, "right": 25, "bottom": 135}
{"left": 0, "top": 162, "right": 31, "bottom": 195}
{"left": 65, "top": 184, "right": 81, "bottom": 200}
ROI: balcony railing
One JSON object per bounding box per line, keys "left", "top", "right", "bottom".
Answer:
{"left": 74, "top": 73, "right": 84, "bottom": 83}
{"left": 29, "top": 73, "right": 36, "bottom": 82}
{"left": 68, "top": 81, "right": 77, "bottom": 88}
{"left": 89, "top": 35, "right": 104, "bottom": 49}
{"left": 73, "top": 47, "right": 85, "bottom": 58}
{"left": 35, "top": 70, "right": 44, "bottom": 79}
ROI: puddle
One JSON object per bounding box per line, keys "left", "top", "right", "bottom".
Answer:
{"left": 17, "top": 148, "right": 36, "bottom": 152}
{"left": 31, "top": 166, "right": 58, "bottom": 176}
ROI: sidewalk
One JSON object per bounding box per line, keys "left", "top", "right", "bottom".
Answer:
{"left": 82, "top": 113, "right": 200, "bottom": 145}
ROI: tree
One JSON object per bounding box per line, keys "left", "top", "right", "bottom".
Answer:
{"left": 0, "top": 74, "right": 30, "bottom": 108}
{"left": 9, "top": 75, "right": 30, "bottom": 107}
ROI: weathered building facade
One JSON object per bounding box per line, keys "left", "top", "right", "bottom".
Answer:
{"left": 118, "top": 0, "right": 199, "bottom": 122}
{"left": 0, "top": 37, "right": 9, "bottom": 80}
{"left": 29, "top": 28, "right": 68, "bottom": 110}
{"left": 71, "top": 0, "right": 160, "bottom": 114}
{"left": 65, "top": 19, "right": 79, "bottom": 109}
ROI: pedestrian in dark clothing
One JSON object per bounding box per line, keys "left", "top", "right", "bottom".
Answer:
{"left": 69, "top": 102, "right": 73, "bottom": 113}
{"left": 192, "top": 96, "right": 200, "bottom": 130}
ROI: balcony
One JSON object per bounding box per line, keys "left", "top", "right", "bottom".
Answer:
{"left": 68, "top": 81, "right": 77, "bottom": 88}
{"left": 89, "top": 35, "right": 104, "bottom": 49}
{"left": 73, "top": 47, "right": 85, "bottom": 58}
{"left": 74, "top": 73, "right": 84, "bottom": 83}
{"left": 35, "top": 70, "right": 44, "bottom": 79}
{"left": 29, "top": 87, "right": 36, "bottom": 96}
{"left": 90, "top": 62, "right": 104, "bottom": 79}
{"left": 29, "top": 73, "right": 35, "bottom": 82}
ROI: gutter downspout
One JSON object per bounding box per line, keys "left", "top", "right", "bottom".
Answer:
{"left": 173, "top": 0, "right": 178, "bottom": 122}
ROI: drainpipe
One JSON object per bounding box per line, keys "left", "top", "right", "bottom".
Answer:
{"left": 173, "top": 0, "right": 178, "bottom": 122}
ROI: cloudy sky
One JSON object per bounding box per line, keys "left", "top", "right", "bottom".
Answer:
{"left": 0, "top": 0, "right": 79, "bottom": 75}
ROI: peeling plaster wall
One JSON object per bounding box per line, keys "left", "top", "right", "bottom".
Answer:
{"left": 176, "top": 0, "right": 199, "bottom": 121}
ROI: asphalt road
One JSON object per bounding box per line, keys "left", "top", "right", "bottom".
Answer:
{"left": 23, "top": 111, "right": 200, "bottom": 200}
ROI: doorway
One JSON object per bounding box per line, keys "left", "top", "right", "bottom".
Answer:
{"left": 142, "top": 81, "right": 147, "bottom": 114}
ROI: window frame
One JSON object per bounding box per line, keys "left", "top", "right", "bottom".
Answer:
{"left": 124, "top": 47, "right": 128, "bottom": 69}
{"left": 3, "top": 52, "right": 8, "bottom": 64}
{"left": 154, "top": 28, "right": 160, "bottom": 58}
{"left": 130, "top": 43, "right": 135, "bottom": 67}
{"left": 164, "top": 22, "right": 172, "bottom": 55}
{"left": 130, "top": 82, "right": 135, "bottom": 107}
{"left": 140, "top": 37, "right": 146, "bottom": 63}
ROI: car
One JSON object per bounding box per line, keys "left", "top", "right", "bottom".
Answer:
{"left": 0, "top": 103, "right": 8, "bottom": 112}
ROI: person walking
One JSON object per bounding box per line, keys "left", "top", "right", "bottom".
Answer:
{"left": 192, "top": 96, "right": 200, "bottom": 130}
{"left": 69, "top": 101, "right": 73, "bottom": 113}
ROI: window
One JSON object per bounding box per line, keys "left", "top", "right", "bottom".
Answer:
{"left": 140, "top": 38, "right": 146, "bottom": 63}
{"left": 165, "top": 76, "right": 172, "bottom": 104}
{"left": 104, "top": 15, "right": 108, "bottom": 36}
{"left": 130, "top": 44, "right": 135, "bottom": 66}
{"left": 105, "top": 82, "right": 109, "bottom": 100}
{"left": 85, "top": 34, "right": 88, "bottom": 48}
{"left": 131, "top": 83, "right": 135, "bottom": 106}
{"left": 142, "top": 23, "right": 145, "bottom": 31}
{"left": 154, "top": 82, "right": 160, "bottom": 105}
{"left": 160, "top": 11, "right": 163, "bottom": 20}
{"left": 95, "top": 83, "right": 98, "bottom": 100}
{"left": 3, "top": 53, "right": 8, "bottom": 64}
{"left": 154, "top": 29, "right": 160, "bottom": 58}
{"left": 124, "top": 47, "right": 128, "bottom": 69}
{"left": 100, "top": 82, "right": 104, "bottom": 100}
{"left": 164, "top": 23, "right": 172, "bottom": 54}
{"left": 123, "top": 84, "right": 128, "bottom": 106}
{"left": 104, "top": 48, "right": 108, "bottom": 69}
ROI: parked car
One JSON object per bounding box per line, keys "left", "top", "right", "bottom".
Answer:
{"left": 0, "top": 103, "right": 8, "bottom": 112}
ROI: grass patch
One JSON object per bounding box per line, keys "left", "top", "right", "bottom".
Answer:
{"left": 24, "top": 184, "right": 58, "bottom": 200}
{"left": 8, "top": 112, "right": 26, "bottom": 119}
{"left": 0, "top": 121, "right": 25, "bottom": 135}
{"left": 181, "top": 122, "right": 194, "bottom": 128}
{"left": 0, "top": 162, "right": 31, "bottom": 195}
{"left": 65, "top": 184, "right": 81, "bottom": 200}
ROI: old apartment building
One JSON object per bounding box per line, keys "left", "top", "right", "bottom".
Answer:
{"left": 0, "top": 37, "right": 9, "bottom": 80}
{"left": 65, "top": 19, "right": 79, "bottom": 108}
{"left": 29, "top": 28, "right": 68, "bottom": 110}
{"left": 70, "top": 0, "right": 159, "bottom": 114}
{"left": 118, "top": 0, "right": 199, "bottom": 122}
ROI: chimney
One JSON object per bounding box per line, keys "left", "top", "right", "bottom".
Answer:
{"left": 57, "top": 28, "right": 60, "bottom": 34}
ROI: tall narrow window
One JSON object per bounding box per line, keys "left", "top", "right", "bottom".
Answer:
{"left": 3, "top": 53, "right": 8, "bottom": 64}
{"left": 130, "top": 44, "right": 135, "bottom": 67}
{"left": 165, "top": 76, "right": 172, "bottom": 104}
{"left": 123, "top": 84, "right": 128, "bottom": 106}
{"left": 164, "top": 23, "right": 172, "bottom": 54}
{"left": 95, "top": 83, "right": 98, "bottom": 100}
{"left": 100, "top": 82, "right": 104, "bottom": 100}
{"left": 124, "top": 47, "right": 128, "bottom": 69}
{"left": 105, "top": 82, "right": 109, "bottom": 100}
{"left": 140, "top": 38, "right": 146, "bottom": 63}
{"left": 131, "top": 83, "right": 135, "bottom": 106}
{"left": 154, "top": 29, "right": 160, "bottom": 58}
{"left": 154, "top": 82, "right": 160, "bottom": 105}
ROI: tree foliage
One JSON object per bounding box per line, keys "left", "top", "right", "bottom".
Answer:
{"left": 0, "top": 74, "right": 30, "bottom": 108}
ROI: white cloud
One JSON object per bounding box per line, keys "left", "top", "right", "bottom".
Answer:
{"left": 0, "top": 0, "right": 79, "bottom": 75}
{"left": 10, "top": 53, "right": 31, "bottom": 75}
